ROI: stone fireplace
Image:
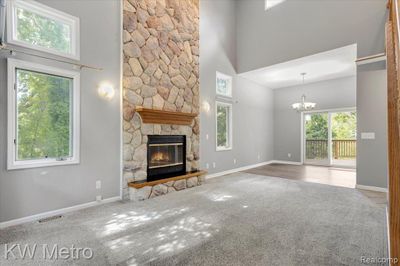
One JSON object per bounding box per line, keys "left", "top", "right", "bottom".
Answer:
{"left": 147, "top": 135, "right": 186, "bottom": 181}
{"left": 122, "top": 0, "right": 200, "bottom": 199}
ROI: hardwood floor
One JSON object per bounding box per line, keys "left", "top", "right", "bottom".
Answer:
{"left": 244, "top": 163, "right": 356, "bottom": 188}
{"left": 244, "top": 163, "right": 387, "bottom": 206}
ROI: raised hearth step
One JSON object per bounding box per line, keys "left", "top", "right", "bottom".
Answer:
{"left": 128, "top": 170, "right": 207, "bottom": 189}
{"left": 128, "top": 170, "right": 207, "bottom": 201}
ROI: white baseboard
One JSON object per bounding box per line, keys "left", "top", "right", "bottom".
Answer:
{"left": 206, "top": 161, "right": 273, "bottom": 179}
{"left": 270, "top": 160, "right": 303, "bottom": 165}
{"left": 0, "top": 196, "right": 121, "bottom": 229}
{"left": 356, "top": 184, "right": 388, "bottom": 193}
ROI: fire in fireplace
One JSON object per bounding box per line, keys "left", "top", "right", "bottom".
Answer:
{"left": 147, "top": 135, "right": 186, "bottom": 181}
{"left": 151, "top": 151, "right": 171, "bottom": 163}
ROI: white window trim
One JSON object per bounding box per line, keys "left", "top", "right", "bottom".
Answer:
{"left": 216, "top": 71, "right": 232, "bottom": 98}
{"left": 6, "top": 0, "right": 80, "bottom": 60}
{"left": 7, "top": 58, "right": 80, "bottom": 170}
{"left": 216, "top": 101, "right": 233, "bottom": 152}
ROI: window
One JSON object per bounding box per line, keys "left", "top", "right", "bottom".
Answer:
{"left": 216, "top": 72, "right": 232, "bottom": 98}
{"left": 7, "top": 58, "right": 80, "bottom": 169}
{"left": 265, "top": 0, "right": 287, "bottom": 10}
{"left": 7, "top": 0, "right": 80, "bottom": 59}
{"left": 216, "top": 102, "right": 232, "bottom": 151}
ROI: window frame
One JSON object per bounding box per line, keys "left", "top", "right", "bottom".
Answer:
{"left": 216, "top": 71, "right": 232, "bottom": 98}
{"left": 7, "top": 58, "right": 80, "bottom": 170}
{"left": 215, "top": 101, "right": 233, "bottom": 152}
{"left": 6, "top": 0, "right": 80, "bottom": 60}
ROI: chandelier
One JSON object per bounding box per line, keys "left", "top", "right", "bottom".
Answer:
{"left": 291, "top": 73, "right": 316, "bottom": 112}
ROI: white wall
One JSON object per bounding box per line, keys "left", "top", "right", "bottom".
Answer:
{"left": 200, "top": 0, "right": 274, "bottom": 174}
{"left": 357, "top": 63, "right": 388, "bottom": 188}
{"left": 273, "top": 76, "right": 356, "bottom": 162}
{"left": 0, "top": 0, "right": 122, "bottom": 223}
{"left": 236, "top": 0, "right": 387, "bottom": 73}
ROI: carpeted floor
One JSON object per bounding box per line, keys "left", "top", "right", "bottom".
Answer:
{"left": 0, "top": 173, "right": 387, "bottom": 266}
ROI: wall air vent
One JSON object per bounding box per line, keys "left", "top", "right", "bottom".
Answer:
{"left": 38, "top": 215, "right": 63, "bottom": 223}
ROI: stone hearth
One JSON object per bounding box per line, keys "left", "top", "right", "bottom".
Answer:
{"left": 128, "top": 171, "right": 206, "bottom": 201}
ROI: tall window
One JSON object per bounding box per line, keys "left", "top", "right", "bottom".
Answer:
{"left": 7, "top": 59, "right": 80, "bottom": 169}
{"left": 7, "top": 0, "right": 80, "bottom": 59}
{"left": 216, "top": 102, "right": 232, "bottom": 151}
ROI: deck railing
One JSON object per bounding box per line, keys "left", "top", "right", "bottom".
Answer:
{"left": 306, "top": 139, "right": 356, "bottom": 159}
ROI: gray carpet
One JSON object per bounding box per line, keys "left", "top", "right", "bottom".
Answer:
{"left": 0, "top": 173, "right": 387, "bottom": 266}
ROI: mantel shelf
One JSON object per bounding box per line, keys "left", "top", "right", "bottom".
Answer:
{"left": 135, "top": 107, "right": 198, "bottom": 125}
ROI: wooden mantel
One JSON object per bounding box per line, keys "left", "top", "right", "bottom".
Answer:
{"left": 135, "top": 106, "right": 198, "bottom": 125}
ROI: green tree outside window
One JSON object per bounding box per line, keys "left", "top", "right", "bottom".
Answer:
{"left": 16, "top": 69, "right": 72, "bottom": 160}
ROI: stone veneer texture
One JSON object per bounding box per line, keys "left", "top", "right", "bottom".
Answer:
{"left": 122, "top": 0, "right": 200, "bottom": 199}
{"left": 129, "top": 175, "right": 205, "bottom": 201}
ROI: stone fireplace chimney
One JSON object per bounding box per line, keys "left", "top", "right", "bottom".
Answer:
{"left": 122, "top": 0, "right": 200, "bottom": 199}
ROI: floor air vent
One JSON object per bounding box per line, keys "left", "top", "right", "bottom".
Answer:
{"left": 38, "top": 215, "right": 63, "bottom": 223}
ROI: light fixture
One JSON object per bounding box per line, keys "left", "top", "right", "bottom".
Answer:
{"left": 291, "top": 73, "right": 316, "bottom": 112}
{"left": 201, "top": 100, "right": 211, "bottom": 113}
{"left": 98, "top": 82, "right": 115, "bottom": 100}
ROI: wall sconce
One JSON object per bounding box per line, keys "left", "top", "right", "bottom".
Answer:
{"left": 201, "top": 100, "right": 211, "bottom": 113}
{"left": 98, "top": 82, "right": 115, "bottom": 100}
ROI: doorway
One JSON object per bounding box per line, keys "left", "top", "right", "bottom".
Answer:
{"left": 303, "top": 109, "right": 356, "bottom": 168}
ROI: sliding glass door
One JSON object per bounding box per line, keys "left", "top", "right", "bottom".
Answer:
{"left": 304, "top": 110, "right": 356, "bottom": 167}
{"left": 331, "top": 111, "right": 357, "bottom": 167}
{"left": 304, "top": 112, "right": 330, "bottom": 165}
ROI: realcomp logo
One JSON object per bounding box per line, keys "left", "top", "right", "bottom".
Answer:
{"left": 360, "top": 256, "right": 399, "bottom": 264}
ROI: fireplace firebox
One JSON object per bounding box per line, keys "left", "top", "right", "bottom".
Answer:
{"left": 147, "top": 135, "right": 186, "bottom": 181}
